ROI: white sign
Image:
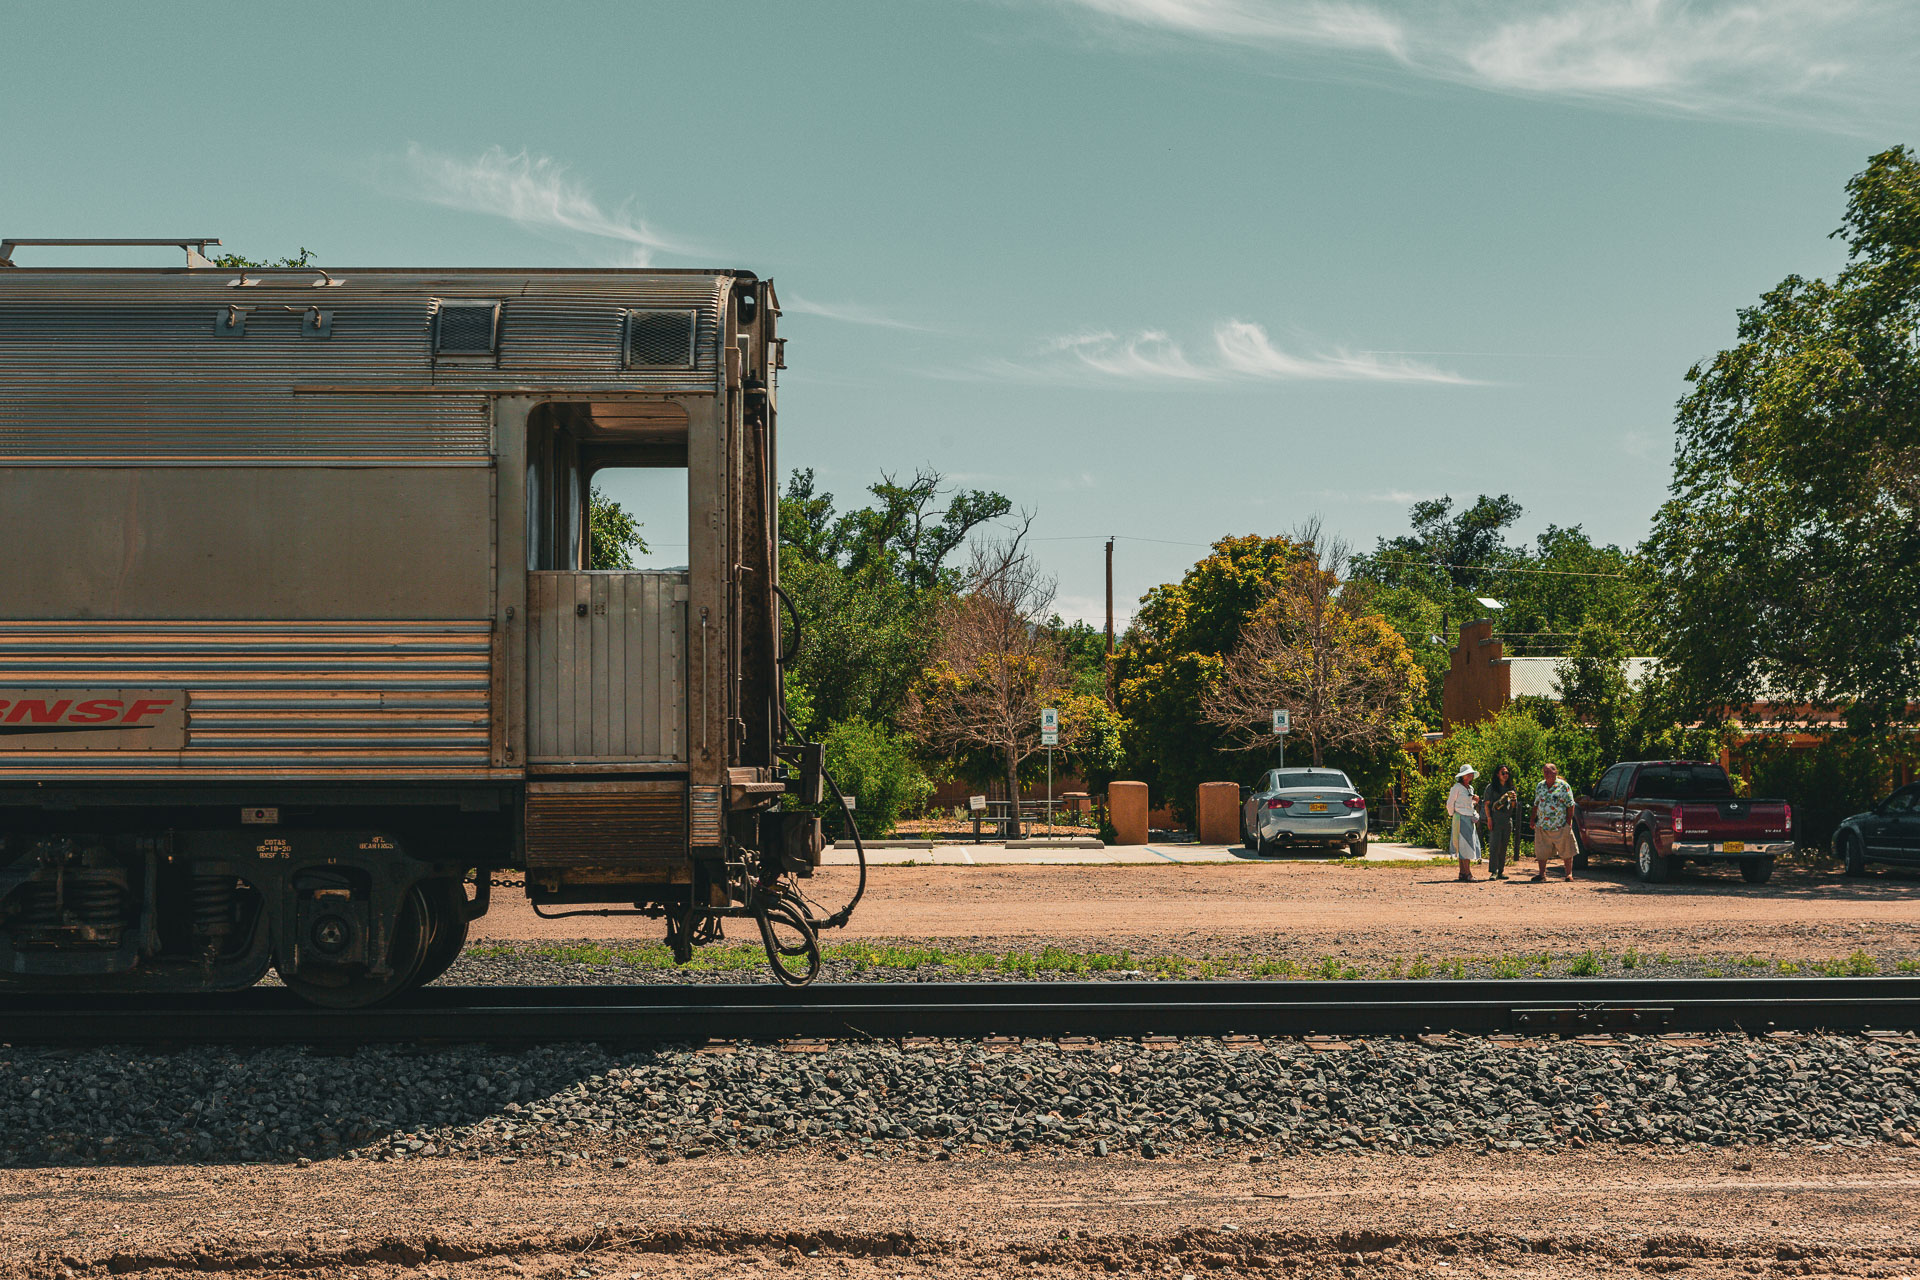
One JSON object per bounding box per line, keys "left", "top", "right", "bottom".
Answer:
{"left": 1041, "top": 707, "right": 1058, "bottom": 730}
{"left": 1041, "top": 729, "right": 1058, "bottom": 746}
{"left": 1271, "top": 708, "right": 1290, "bottom": 735}
{"left": 840, "top": 794, "right": 856, "bottom": 810}
{"left": 967, "top": 794, "right": 987, "bottom": 813}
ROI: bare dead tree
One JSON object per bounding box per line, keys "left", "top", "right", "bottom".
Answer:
{"left": 905, "top": 517, "right": 1066, "bottom": 836}
{"left": 1200, "top": 519, "right": 1420, "bottom": 767}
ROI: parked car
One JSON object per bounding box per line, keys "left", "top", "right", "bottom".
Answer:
{"left": 1833, "top": 783, "right": 1920, "bottom": 874}
{"left": 1241, "top": 768, "right": 1368, "bottom": 856}
{"left": 1572, "top": 760, "right": 1791, "bottom": 884}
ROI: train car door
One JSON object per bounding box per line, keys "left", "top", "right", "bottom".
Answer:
{"left": 520, "top": 404, "right": 690, "bottom": 766}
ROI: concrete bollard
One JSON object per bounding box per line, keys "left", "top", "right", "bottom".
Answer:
{"left": 1107, "top": 781, "right": 1149, "bottom": 845}
{"left": 1195, "top": 781, "right": 1240, "bottom": 846}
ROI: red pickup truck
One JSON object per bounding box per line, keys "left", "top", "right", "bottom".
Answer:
{"left": 1572, "top": 760, "right": 1792, "bottom": 884}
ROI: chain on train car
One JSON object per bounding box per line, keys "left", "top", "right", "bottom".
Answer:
{"left": 0, "top": 236, "right": 861, "bottom": 1006}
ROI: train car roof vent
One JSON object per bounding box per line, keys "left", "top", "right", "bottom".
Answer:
{"left": 625, "top": 309, "right": 696, "bottom": 369}
{"left": 434, "top": 301, "right": 500, "bottom": 355}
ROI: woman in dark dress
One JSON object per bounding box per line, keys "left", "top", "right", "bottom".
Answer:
{"left": 1482, "top": 764, "right": 1519, "bottom": 880}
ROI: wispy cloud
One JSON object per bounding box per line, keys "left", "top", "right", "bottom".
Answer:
{"left": 1068, "top": 0, "right": 1407, "bottom": 56}
{"left": 1213, "top": 320, "right": 1475, "bottom": 383}
{"left": 780, "top": 293, "right": 934, "bottom": 331}
{"left": 972, "top": 319, "right": 1476, "bottom": 386}
{"left": 1049, "top": 0, "right": 1908, "bottom": 123}
{"left": 396, "top": 144, "right": 703, "bottom": 263}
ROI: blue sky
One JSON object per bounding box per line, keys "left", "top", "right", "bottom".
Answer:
{"left": 4, "top": 1, "right": 1916, "bottom": 622}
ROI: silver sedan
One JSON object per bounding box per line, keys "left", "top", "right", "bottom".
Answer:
{"left": 1241, "top": 768, "right": 1369, "bottom": 855}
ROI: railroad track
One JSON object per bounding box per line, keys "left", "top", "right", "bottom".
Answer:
{"left": 2, "top": 977, "right": 1919, "bottom": 1045}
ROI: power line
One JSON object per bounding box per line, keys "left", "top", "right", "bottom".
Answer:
{"left": 1026, "top": 539, "right": 1637, "bottom": 579}
{"left": 1360, "top": 553, "right": 1635, "bottom": 581}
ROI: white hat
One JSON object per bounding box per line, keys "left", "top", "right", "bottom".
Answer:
{"left": 1456, "top": 764, "right": 1478, "bottom": 779}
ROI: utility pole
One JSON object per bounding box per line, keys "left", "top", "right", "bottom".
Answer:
{"left": 1104, "top": 537, "right": 1114, "bottom": 655}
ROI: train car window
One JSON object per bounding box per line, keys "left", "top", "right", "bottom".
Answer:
{"left": 587, "top": 466, "right": 687, "bottom": 570}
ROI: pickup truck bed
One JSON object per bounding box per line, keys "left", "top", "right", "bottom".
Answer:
{"left": 1573, "top": 760, "right": 1790, "bottom": 884}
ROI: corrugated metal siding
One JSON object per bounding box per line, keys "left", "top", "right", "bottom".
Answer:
{"left": 525, "top": 782, "right": 688, "bottom": 870}
{"left": 527, "top": 572, "right": 686, "bottom": 762}
{"left": 0, "top": 302, "right": 489, "bottom": 461}
{"left": 0, "top": 270, "right": 731, "bottom": 462}
{"left": 0, "top": 621, "right": 494, "bottom": 777}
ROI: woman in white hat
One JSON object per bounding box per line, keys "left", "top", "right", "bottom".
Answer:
{"left": 1448, "top": 764, "right": 1483, "bottom": 882}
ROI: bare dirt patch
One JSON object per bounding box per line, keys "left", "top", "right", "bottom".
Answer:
{"left": 6, "top": 1147, "right": 1917, "bottom": 1279}
{"left": 473, "top": 862, "right": 1920, "bottom": 967}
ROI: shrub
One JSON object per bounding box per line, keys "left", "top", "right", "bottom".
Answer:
{"left": 819, "top": 717, "right": 934, "bottom": 838}
{"left": 1401, "top": 705, "right": 1599, "bottom": 847}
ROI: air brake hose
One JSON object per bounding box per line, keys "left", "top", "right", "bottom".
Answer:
{"left": 813, "top": 759, "right": 867, "bottom": 931}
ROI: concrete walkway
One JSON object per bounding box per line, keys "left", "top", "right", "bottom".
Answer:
{"left": 821, "top": 838, "right": 1442, "bottom": 866}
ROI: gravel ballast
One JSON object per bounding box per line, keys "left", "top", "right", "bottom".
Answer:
{"left": 3, "top": 1032, "right": 1914, "bottom": 1168}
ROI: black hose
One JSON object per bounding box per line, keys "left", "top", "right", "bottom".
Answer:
{"left": 773, "top": 582, "right": 802, "bottom": 667}
{"left": 812, "top": 760, "right": 866, "bottom": 932}
{"left": 754, "top": 884, "right": 821, "bottom": 986}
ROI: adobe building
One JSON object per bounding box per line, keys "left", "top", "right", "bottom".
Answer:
{"left": 1442, "top": 619, "right": 1654, "bottom": 728}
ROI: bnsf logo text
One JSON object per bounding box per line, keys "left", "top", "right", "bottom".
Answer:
{"left": 0, "top": 691, "right": 187, "bottom": 745}
{"left": 0, "top": 697, "right": 177, "bottom": 726}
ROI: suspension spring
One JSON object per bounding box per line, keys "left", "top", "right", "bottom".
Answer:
{"left": 74, "top": 877, "right": 124, "bottom": 929}
{"left": 16, "top": 883, "right": 60, "bottom": 927}
{"left": 191, "top": 874, "right": 237, "bottom": 939}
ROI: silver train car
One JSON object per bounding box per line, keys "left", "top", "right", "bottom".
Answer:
{"left": 0, "top": 238, "right": 833, "bottom": 1006}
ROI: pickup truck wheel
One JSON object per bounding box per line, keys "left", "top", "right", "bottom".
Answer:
{"left": 1635, "top": 834, "right": 1671, "bottom": 884}
{"left": 1842, "top": 833, "right": 1868, "bottom": 877}
{"left": 1739, "top": 856, "right": 1775, "bottom": 885}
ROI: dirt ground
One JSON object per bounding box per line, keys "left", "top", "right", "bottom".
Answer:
{"left": 6, "top": 1147, "right": 1917, "bottom": 1279}
{"left": 473, "top": 861, "right": 1920, "bottom": 963}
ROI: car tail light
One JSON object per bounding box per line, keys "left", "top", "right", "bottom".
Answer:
{"left": 1344, "top": 797, "right": 1366, "bottom": 810}
{"left": 1264, "top": 798, "right": 1292, "bottom": 809}
{"left": 1783, "top": 803, "right": 1792, "bottom": 834}
{"left": 1672, "top": 806, "right": 1684, "bottom": 834}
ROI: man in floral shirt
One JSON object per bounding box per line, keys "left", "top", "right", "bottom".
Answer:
{"left": 1531, "top": 761, "right": 1577, "bottom": 882}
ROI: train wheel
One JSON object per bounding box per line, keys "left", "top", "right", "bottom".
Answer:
{"left": 412, "top": 877, "right": 472, "bottom": 988}
{"left": 279, "top": 883, "right": 431, "bottom": 1008}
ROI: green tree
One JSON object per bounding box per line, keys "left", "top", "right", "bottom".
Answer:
{"left": 209, "top": 248, "right": 316, "bottom": 269}
{"left": 779, "top": 468, "right": 1010, "bottom": 735}
{"left": 1199, "top": 532, "right": 1426, "bottom": 769}
{"left": 1111, "top": 534, "right": 1308, "bottom": 816}
{"left": 1354, "top": 497, "right": 1649, "bottom": 728}
{"left": 1646, "top": 146, "right": 1920, "bottom": 733}
{"left": 586, "top": 486, "right": 647, "bottom": 569}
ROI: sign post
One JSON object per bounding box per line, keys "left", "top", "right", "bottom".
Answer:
{"left": 1271, "top": 708, "right": 1290, "bottom": 769}
{"left": 1041, "top": 708, "right": 1059, "bottom": 834}
{"left": 968, "top": 793, "right": 987, "bottom": 843}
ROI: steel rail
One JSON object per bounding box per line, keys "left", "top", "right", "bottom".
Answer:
{"left": 2, "top": 978, "right": 1919, "bottom": 1046}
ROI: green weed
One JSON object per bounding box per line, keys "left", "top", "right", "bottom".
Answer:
{"left": 1568, "top": 950, "right": 1602, "bottom": 976}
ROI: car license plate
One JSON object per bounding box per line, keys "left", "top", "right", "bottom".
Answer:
{"left": 1309, "top": 803, "right": 1328, "bottom": 812}
{"left": 1721, "top": 840, "right": 1745, "bottom": 854}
